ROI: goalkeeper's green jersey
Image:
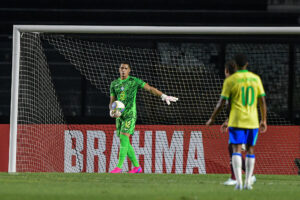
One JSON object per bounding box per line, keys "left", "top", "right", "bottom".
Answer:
{"left": 110, "top": 76, "right": 146, "bottom": 119}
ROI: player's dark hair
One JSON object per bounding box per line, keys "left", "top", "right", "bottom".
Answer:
{"left": 120, "top": 61, "right": 131, "bottom": 69}
{"left": 225, "top": 60, "right": 237, "bottom": 75}
{"left": 234, "top": 54, "right": 248, "bottom": 69}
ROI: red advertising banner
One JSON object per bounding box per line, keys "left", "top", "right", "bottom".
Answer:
{"left": 1, "top": 124, "right": 299, "bottom": 174}
{"left": 0, "top": 124, "right": 9, "bottom": 172}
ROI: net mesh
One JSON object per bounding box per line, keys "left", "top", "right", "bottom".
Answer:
{"left": 17, "top": 33, "right": 66, "bottom": 171}
{"left": 14, "top": 32, "right": 300, "bottom": 174}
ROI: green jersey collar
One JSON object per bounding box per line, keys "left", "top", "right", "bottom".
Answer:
{"left": 119, "top": 76, "right": 130, "bottom": 82}
{"left": 237, "top": 70, "right": 248, "bottom": 73}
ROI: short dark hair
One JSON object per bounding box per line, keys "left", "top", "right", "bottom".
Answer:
{"left": 234, "top": 54, "right": 248, "bottom": 68}
{"left": 225, "top": 60, "right": 237, "bottom": 75}
{"left": 120, "top": 61, "right": 131, "bottom": 69}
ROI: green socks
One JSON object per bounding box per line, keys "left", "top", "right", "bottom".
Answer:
{"left": 127, "top": 143, "right": 139, "bottom": 167}
{"left": 117, "top": 134, "right": 130, "bottom": 168}
{"left": 117, "top": 134, "right": 140, "bottom": 169}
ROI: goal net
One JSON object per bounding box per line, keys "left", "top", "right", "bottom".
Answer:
{"left": 10, "top": 26, "right": 300, "bottom": 174}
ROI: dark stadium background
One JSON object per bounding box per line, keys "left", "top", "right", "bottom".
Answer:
{"left": 0, "top": 0, "right": 299, "bottom": 125}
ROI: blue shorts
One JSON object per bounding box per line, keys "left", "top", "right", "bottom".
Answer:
{"left": 228, "top": 127, "right": 259, "bottom": 146}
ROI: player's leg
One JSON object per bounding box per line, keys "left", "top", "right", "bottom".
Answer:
{"left": 127, "top": 142, "right": 142, "bottom": 173}
{"left": 229, "top": 127, "right": 245, "bottom": 190}
{"left": 244, "top": 128, "right": 259, "bottom": 190}
{"left": 127, "top": 143, "right": 139, "bottom": 167}
{"left": 124, "top": 118, "right": 139, "bottom": 167}
{"left": 117, "top": 133, "right": 130, "bottom": 168}
{"left": 244, "top": 145, "right": 255, "bottom": 189}
{"left": 110, "top": 118, "right": 126, "bottom": 173}
{"left": 232, "top": 144, "right": 243, "bottom": 190}
{"left": 242, "top": 144, "right": 256, "bottom": 185}
{"left": 111, "top": 134, "right": 130, "bottom": 173}
{"left": 241, "top": 144, "right": 246, "bottom": 172}
{"left": 110, "top": 118, "right": 130, "bottom": 173}
{"left": 120, "top": 117, "right": 142, "bottom": 173}
{"left": 229, "top": 143, "right": 235, "bottom": 180}
{"left": 224, "top": 143, "right": 237, "bottom": 186}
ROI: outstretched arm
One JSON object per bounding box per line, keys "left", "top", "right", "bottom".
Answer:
{"left": 206, "top": 97, "right": 226, "bottom": 125}
{"left": 258, "top": 96, "right": 267, "bottom": 133}
{"left": 143, "top": 83, "right": 178, "bottom": 105}
{"left": 143, "top": 83, "right": 163, "bottom": 97}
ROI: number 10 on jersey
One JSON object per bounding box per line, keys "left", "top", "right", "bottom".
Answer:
{"left": 241, "top": 86, "right": 254, "bottom": 106}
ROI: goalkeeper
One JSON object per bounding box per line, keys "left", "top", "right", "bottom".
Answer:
{"left": 109, "top": 62, "right": 178, "bottom": 173}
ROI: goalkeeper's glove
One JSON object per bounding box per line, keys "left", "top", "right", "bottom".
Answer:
{"left": 161, "top": 94, "right": 178, "bottom": 105}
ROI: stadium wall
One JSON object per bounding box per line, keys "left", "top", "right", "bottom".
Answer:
{"left": 0, "top": 124, "right": 299, "bottom": 174}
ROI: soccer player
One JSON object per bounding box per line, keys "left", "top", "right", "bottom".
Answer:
{"left": 109, "top": 62, "right": 178, "bottom": 173}
{"left": 221, "top": 60, "right": 256, "bottom": 186}
{"left": 206, "top": 54, "right": 267, "bottom": 190}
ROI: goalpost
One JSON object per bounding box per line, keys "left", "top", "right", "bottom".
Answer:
{"left": 9, "top": 25, "right": 300, "bottom": 174}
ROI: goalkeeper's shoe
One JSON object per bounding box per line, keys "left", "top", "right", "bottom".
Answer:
{"left": 223, "top": 178, "right": 237, "bottom": 186}
{"left": 128, "top": 166, "right": 142, "bottom": 173}
{"left": 110, "top": 167, "right": 122, "bottom": 173}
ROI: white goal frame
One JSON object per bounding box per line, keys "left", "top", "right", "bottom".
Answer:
{"left": 9, "top": 25, "right": 300, "bottom": 173}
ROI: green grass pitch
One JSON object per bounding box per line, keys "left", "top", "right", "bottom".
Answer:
{"left": 0, "top": 173, "right": 299, "bottom": 200}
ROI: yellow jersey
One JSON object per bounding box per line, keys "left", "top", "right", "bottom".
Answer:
{"left": 221, "top": 70, "right": 265, "bottom": 129}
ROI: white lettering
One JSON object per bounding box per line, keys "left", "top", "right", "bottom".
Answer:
{"left": 86, "top": 131, "right": 106, "bottom": 173}
{"left": 63, "top": 128, "right": 206, "bottom": 174}
{"left": 186, "top": 131, "right": 206, "bottom": 174}
{"left": 155, "top": 131, "right": 184, "bottom": 173}
{"left": 64, "top": 130, "right": 84, "bottom": 172}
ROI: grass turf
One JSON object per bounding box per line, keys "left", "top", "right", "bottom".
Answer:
{"left": 0, "top": 173, "right": 299, "bottom": 200}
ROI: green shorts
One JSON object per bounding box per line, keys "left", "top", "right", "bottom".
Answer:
{"left": 116, "top": 117, "right": 137, "bottom": 136}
